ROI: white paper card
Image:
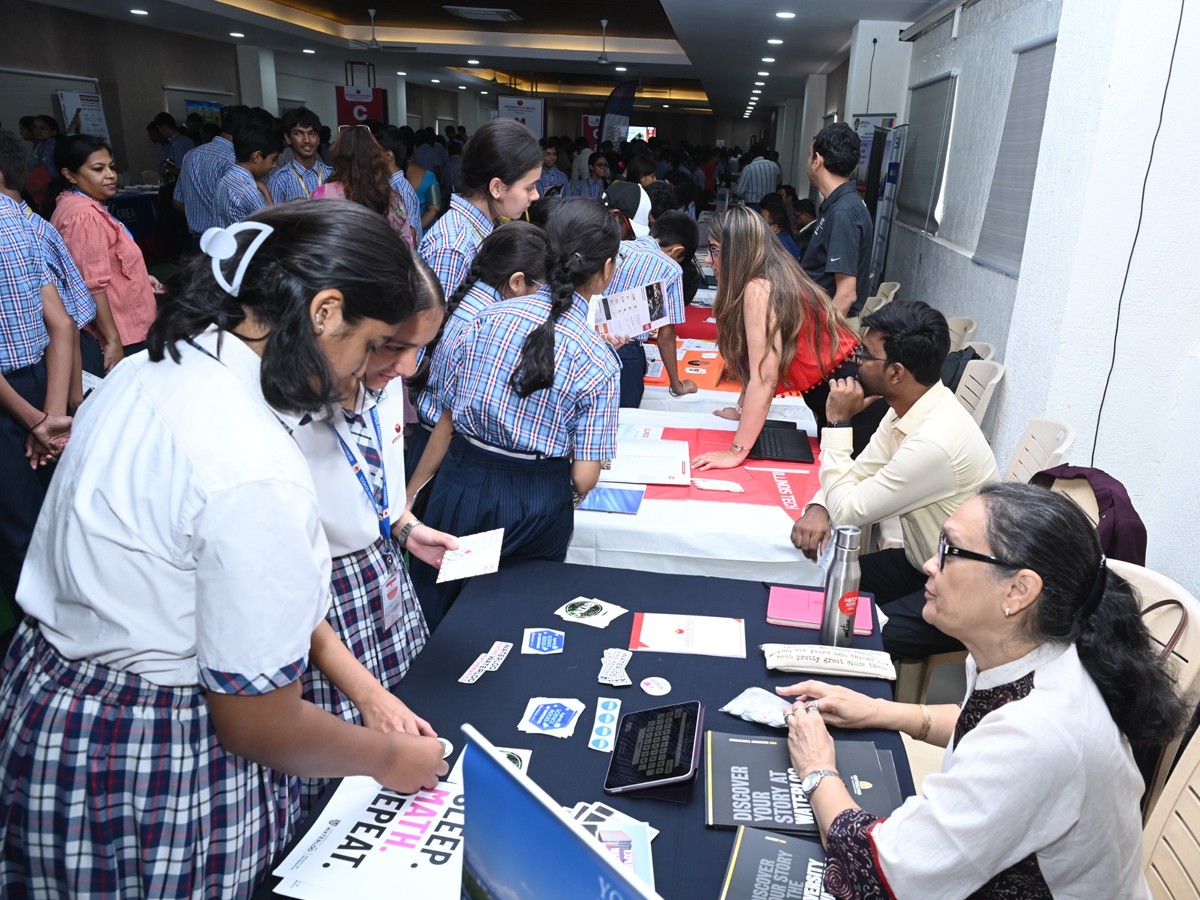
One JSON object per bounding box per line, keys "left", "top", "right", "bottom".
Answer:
{"left": 436, "top": 528, "right": 504, "bottom": 583}
{"left": 629, "top": 612, "right": 747, "bottom": 658}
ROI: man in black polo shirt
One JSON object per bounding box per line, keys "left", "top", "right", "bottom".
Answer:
{"left": 801, "top": 123, "right": 873, "bottom": 317}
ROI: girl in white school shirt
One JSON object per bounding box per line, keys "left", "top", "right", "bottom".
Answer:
{"left": 0, "top": 201, "right": 447, "bottom": 898}
{"left": 291, "top": 249, "right": 454, "bottom": 812}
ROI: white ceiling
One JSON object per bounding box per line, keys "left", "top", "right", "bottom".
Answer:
{"left": 33, "top": 0, "right": 945, "bottom": 119}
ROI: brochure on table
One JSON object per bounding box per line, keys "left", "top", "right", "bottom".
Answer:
{"left": 600, "top": 439, "right": 691, "bottom": 486}
{"left": 629, "top": 612, "right": 747, "bottom": 658}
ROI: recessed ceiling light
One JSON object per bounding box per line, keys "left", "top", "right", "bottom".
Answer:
{"left": 431, "top": 79, "right": 440, "bottom": 83}
{"left": 777, "top": 11, "right": 796, "bottom": 18}
{"left": 480, "top": 90, "right": 488, "bottom": 94}
{"left": 754, "top": 81, "right": 765, "bottom": 86}
{"left": 130, "top": 8, "right": 148, "bottom": 14}
{"left": 662, "top": 104, "right": 670, "bottom": 108}
{"left": 302, "top": 48, "right": 316, "bottom": 54}
{"left": 467, "top": 59, "right": 480, "bottom": 64}
{"left": 767, "top": 38, "right": 783, "bottom": 45}
{"left": 397, "top": 71, "right": 407, "bottom": 76}
{"left": 752, "top": 90, "right": 762, "bottom": 94}
{"left": 614, "top": 66, "right": 627, "bottom": 72}
{"left": 459, "top": 85, "right": 467, "bottom": 89}
{"left": 230, "top": 32, "right": 245, "bottom": 38}
{"left": 762, "top": 57, "right": 775, "bottom": 63}
{"left": 758, "top": 71, "right": 770, "bottom": 76}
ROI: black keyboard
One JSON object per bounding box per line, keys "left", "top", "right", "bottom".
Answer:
{"left": 749, "top": 427, "right": 814, "bottom": 463}
{"left": 630, "top": 707, "right": 685, "bottom": 776}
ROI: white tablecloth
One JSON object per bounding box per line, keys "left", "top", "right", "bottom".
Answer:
{"left": 566, "top": 409, "right": 823, "bottom": 585}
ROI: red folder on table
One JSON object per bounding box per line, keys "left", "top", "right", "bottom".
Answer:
{"left": 766, "top": 586, "right": 874, "bottom": 635}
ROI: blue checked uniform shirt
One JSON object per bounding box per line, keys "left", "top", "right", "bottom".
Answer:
{"left": 537, "top": 166, "right": 568, "bottom": 197}
{"left": 389, "top": 171, "right": 424, "bottom": 245}
{"left": 417, "top": 282, "right": 504, "bottom": 426}
{"left": 17, "top": 202, "right": 95, "bottom": 328}
{"left": 0, "top": 195, "right": 52, "bottom": 372}
{"left": 442, "top": 287, "right": 619, "bottom": 460}
{"left": 607, "top": 236, "right": 685, "bottom": 341}
{"left": 268, "top": 159, "right": 333, "bottom": 204}
{"left": 418, "top": 194, "right": 494, "bottom": 296}
{"left": 213, "top": 166, "right": 267, "bottom": 229}
{"left": 174, "top": 136, "right": 235, "bottom": 234}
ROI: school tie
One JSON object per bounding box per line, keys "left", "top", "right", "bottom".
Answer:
{"left": 345, "top": 410, "right": 384, "bottom": 507}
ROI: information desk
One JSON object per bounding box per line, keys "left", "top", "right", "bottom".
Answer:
{"left": 567, "top": 409, "right": 823, "bottom": 584}
{"left": 260, "top": 561, "right": 913, "bottom": 900}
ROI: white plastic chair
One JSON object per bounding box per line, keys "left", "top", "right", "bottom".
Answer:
{"left": 861, "top": 281, "right": 900, "bottom": 319}
{"left": 1003, "top": 418, "right": 1076, "bottom": 483}
{"left": 954, "top": 360, "right": 1004, "bottom": 426}
{"left": 946, "top": 316, "right": 977, "bottom": 352}
{"left": 966, "top": 341, "right": 995, "bottom": 361}
{"left": 1143, "top": 727, "right": 1200, "bottom": 897}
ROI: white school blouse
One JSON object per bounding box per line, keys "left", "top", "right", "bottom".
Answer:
{"left": 291, "top": 382, "right": 409, "bottom": 558}
{"left": 18, "top": 327, "right": 332, "bottom": 691}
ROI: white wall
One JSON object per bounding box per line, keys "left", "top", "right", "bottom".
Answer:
{"left": 883, "top": 0, "right": 1062, "bottom": 358}
{"left": 844, "top": 20, "right": 913, "bottom": 121}
{"left": 994, "top": 0, "right": 1200, "bottom": 589}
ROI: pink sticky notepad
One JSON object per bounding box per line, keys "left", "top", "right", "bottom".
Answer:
{"left": 766, "top": 586, "right": 874, "bottom": 635}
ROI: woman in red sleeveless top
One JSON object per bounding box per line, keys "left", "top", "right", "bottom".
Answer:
{"left": 693, "top": 205, "right": 867, "bottom": 470}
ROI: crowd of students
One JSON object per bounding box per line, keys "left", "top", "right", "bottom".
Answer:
{"left": 0, "top": 107, "right": 1187, "bottom": 899}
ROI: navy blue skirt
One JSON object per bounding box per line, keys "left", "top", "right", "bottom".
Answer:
{"left": 409, "top": 435, "right": 573, "bottom": 631}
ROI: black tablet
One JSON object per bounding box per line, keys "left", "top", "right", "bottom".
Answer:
{"left": 603, "top": 701, "right": 704, "bottom": 794}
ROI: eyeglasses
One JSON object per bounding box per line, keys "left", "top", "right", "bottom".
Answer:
{"left": 593, "top": 162, "right": 610, "bottom": 169}
{"left": 852, "top": 344, "right": 885, "bottom": 365}
{"left": 937, "top": 532, "right": 1017, "bottom": 571}
{"left": 337, "top": 124, "right": 372, "bottom": 134}
{"left": 706, "top": 243, "right": 721, "bottom": 258}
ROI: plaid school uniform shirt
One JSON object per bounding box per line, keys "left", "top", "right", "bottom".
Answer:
{"left": 174, "top": 136, "right": 236, "bottom": 233}
{"left": 607, "top": 236, "right": 686, "bottom": 341}
{"left": 442, "top": 287, "right": 619, "bottom": 460}
{"left": 419, "top": 194, "right": 494, "bottom": 296}
{"left": 267, "top": 159, "right": 333, "bottom": 203}
{"left": 390, "top": 170, "right": 424, "bottom": 245}
{"left": 537, "top": 165, "right": 568, "bottom": 196}
{"left": 213, "top": 165, "right": 268, "bottom": 229}
{"left": 0, "top": 195, "right": 52, "bottom": 372}
{"left": 17, "top": 201, "right": 95, "bottom": 328}
{"left": 417, "top": 282, "right": 504, "bottom": 426}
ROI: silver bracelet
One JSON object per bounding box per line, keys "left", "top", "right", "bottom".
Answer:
{"left": 397, "top": 518, "right": 421, "bottom": 550}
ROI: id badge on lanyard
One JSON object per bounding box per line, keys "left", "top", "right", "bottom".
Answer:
{"left": 333, "top": 408, "right": 404, "bottom": 631}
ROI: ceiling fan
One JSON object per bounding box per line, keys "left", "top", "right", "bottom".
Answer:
{"left": 597, "top": 18, "right": 611, "bottom": 65}
{"left": 349, "top": 8, "right": 417, "bottom": 52}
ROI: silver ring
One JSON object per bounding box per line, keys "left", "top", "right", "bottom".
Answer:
{"left": 805, "top": 701, "right": 819, "bottom": 714}
{"left": 783, "top": 711, "right": 795, "bottom": 724}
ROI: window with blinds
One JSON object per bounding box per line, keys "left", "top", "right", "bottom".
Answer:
{"left": 895, "top": 71, "right": 958, "bottom": 235}
{"left": 972, "top": 37, "right": 1057, "bottom": 276}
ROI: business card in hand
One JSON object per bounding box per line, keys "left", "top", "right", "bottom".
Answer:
{"left": 436, "top": 528, "right": 505, "bottom": 583}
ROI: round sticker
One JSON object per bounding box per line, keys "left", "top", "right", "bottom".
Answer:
{"left": 590, "top": 737, "right": 611, "bottom": 750}
{"left": 565, "top": 600, "right": 602, "bottom": 618}
{"left": 837, "top": 591, "right": 859, "bottom": 616}
{"left": 640, "top": 676, "right": 672, "bottom": 696}
{"left": 438, "top": 737, "right": 454, "bottom": 759}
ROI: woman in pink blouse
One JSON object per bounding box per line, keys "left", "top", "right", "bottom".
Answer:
{"left": 51, "top": 135, "right": 162, "bottom": 364}
{"left": 312, "top": 126, "right": 413, "bottom": 247}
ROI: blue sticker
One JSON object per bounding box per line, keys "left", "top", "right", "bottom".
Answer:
{"left": 590, "top": 737, "right": 611, "bottom": 750}
{"left": 529, "top": 702, "right": 578, "bottom": 731}
{"left": 599, "top": 699, "right": 619, "bottom": 711}
{"left": 598, "top": 713, "right": 616, "bottom": 724}
{"left": 595, "top": 725, "right": 612, "bottom": 737}
{"left": 524, "top": 629, "right": 566, "bottom": 654}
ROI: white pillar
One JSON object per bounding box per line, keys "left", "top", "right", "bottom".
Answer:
{"left": 844, "top": 21, "right": 912, "bottom": 120}
{"left": 996, "top": 0, "right": 1200, "bottom": 585}
{"left": 388, "top": 74, "right": 408, "bottom": 127}
{"left": 235, "top": 45, "right": 277, "bottom": 112}
{"left": 799, "top": 74, "right": 827, "bottom": 193}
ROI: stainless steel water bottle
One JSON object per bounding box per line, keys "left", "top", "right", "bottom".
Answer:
{"left": 819, "top": 526, "right": 862, "bottom": 647}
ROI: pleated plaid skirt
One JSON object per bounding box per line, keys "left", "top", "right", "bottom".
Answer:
{"left": 0, "top": 621, "right": 299, "bottom": 899}
{"left": 298, "top": 535, "right": 428, "bottom": 812}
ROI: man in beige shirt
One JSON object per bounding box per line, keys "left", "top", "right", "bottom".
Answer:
{"left": 791, "top": 301, "right": 999, "bottom": 657}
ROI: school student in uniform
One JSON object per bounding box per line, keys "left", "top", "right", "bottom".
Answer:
{"left": 375, "top": 126, "right": 425, "bottom": 245}
{"left": 0, "top": 201, "right": 448, "bottom": 897}
{"left": 404, "top": 221, "right": 549, "bottom": 503}
{"left": 268, "top": 107, "right": 333, "bottom": 204}
{"left": 212, "top": 118, "right": 283, "bottom": 228}
{"left": 418, "top": 118, "right": 543, "bottom": 297}
{"left": 409, "top": 199, "right": 621, "bottom": 630}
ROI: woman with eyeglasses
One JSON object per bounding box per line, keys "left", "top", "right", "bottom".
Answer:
{"left": 571, "top": 150, "right": 609, "bottom": 200}
{"left": 313, "top": 125, "right": 414, "bottom": 246}
{"left": 404, "top": 221, "right": 549, "bottom": 510}
{"left": 779, "top": 482, "right": 1186, "bottom": 899}
{"left": 418, "top": 118, "right": 543, "bottom": 297}
{"left": 692, "top": 205, "right": 865, "bottom": 471}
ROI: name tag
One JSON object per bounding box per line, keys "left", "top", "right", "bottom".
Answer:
{"left": 381, "top": 569, "right": 405, "bottom": 631}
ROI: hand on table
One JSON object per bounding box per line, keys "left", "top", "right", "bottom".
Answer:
{"left": 825, "top": 377, "right": 877, "bottom": 424}
{"left": 359, "top": 689, "right": 437, "bottom": 737}
{"left": 785, "top": 697, "right": 839, "bottom": 777}
{"left": 777, "top": 680, "right": 881, "bottom": 731}
{"left": 407, "top": 523, "right": 459, "bottom": 569}
{"left": 691, "top": 448, "right": 746, "bottom": 471}
{"left": 790, "top": 505, "right": 832, "bottom": 560}
{"left": 669, "top": 379, "right": 699, "bottom": 397}
{"left": 374, "top": 732, "right": 449, "bottom": 794}
{"left": 712, "top": 406, "right": 741, "bottom": 421}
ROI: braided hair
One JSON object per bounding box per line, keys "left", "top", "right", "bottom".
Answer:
{"left": 510, "top": 199, "right": 618, "bottom": 397}
{"left": 408, "top": 221, "right": 547, "bottom": 393}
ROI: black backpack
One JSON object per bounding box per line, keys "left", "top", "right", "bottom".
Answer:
{"left": 940, "top": 346, "right": 980, "bottom": 392}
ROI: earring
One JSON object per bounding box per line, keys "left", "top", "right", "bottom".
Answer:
{"left": 315, "top": 313, "right": 325, "bottom": 334}
{"left": 1003, "top": 607, "right": 1011, "bottom": 618}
